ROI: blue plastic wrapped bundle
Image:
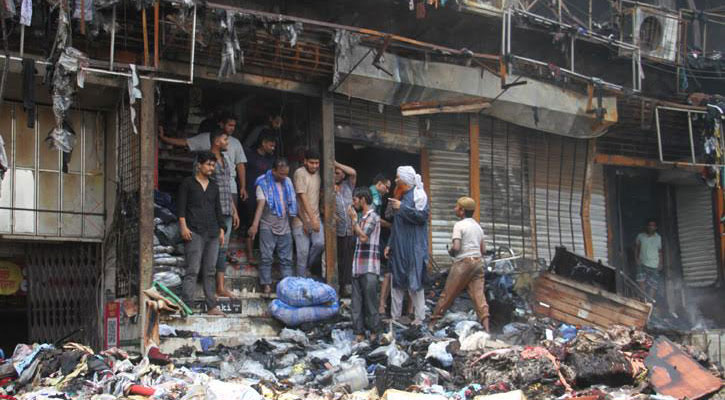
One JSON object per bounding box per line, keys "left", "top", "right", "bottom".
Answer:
{"left": 269, "top": 299, "right": 339, "bottom": 327}
{"left": 276, "top": 277, "right": 338, "bottom": 307}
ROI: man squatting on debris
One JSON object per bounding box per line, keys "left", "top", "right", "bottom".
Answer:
{"left": 348, "top": 187, "right": 382, "bottom": 341}
{"left": 430, "top": 196, "right": 490, "bottom": 332}
{"left": 177, "top": 151, "right": 227, "bottom": 316}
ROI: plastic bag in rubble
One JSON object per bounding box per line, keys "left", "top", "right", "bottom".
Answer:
{"left": 280, "top": 328, "right": 310, "bottom": 346}
{"left": 307, "top": 344, "right": 350, "bottom": 367}
{"left": 156, "top": 223, "right": 181, "bottom": 246}
{"left": 454, "top": 320, "right": 482, "bottom": 341}
{"left": 460, "top": 331, "right": 490, "bottom": 351}
{"left": 276, "top": 353, "right": 298, "bottom": 368}
{"left": 276, "top": 277, "right": 338, "bottom": 307}
{"left": 207, "top": 379, "right": 263, "bottom": 400}
{"left": 269, "top": 299, "right": 339, "bottom": 327}
{"left": 153, "top": 271, "right": 182, "bottom": 288}
{"left": 238, "top": 359, "right": 276, "bottom": 381}
{"left": 370, "top": 342, "right": 409, "bottom": 367}
{"left": 425, "top": 341, "right": 454, "bottom": 367}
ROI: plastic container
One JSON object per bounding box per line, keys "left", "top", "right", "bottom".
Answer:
{"left": 333, "top": 363, "right": 369, "bottom": 392}
{"left": 374, "top": 365, "right": 415, "bottom": 394}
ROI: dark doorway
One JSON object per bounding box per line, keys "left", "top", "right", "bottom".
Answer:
{"left": 334, "top": 142, "right": 420, "bottom": 189}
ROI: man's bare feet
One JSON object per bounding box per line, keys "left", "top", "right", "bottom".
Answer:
{"left": 262, "top": 285, "right": 272, "bottom": 295}
{"left": 207, "top": 306, "right": 226, "bottom": 317}
{"left": 216, "top": 288, "right": 238, "bottom": 298}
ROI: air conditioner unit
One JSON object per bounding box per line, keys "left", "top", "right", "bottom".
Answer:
{"left": 620, "top": 6, "right": 680, "bottom": 63}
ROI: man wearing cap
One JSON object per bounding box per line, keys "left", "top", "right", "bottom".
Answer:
{"left": 384, "top": 166, "right": 429, "bottom": 326}
{"left": 430, "top": 197, "right": 489, "bottom": 332}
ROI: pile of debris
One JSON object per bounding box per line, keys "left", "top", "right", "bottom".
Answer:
{"left": 3, "top": 305, "right": 724, "bottom": 400}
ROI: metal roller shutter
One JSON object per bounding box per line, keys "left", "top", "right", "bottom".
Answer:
{"left": 479, "top": 118, "right": 533, "bottom": 258}
{"left": 428, "top": 115, "right": 470, "bottom": 268}
{"left": 590, "top": 163, "right": 610, "bottom": 264}
{"left": 676, "top": 185, "right": 718, "bottom": 287}
{"left": 529, "top": 133, "right": 589, "bottom": 262}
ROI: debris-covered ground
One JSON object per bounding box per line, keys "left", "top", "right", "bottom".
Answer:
{"left": 3, "top": 302, "right": 725, "bottom": 400}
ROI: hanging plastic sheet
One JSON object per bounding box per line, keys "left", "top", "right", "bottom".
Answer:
{"left": 20, "top": 0, "right": 32, "bottom": 26}
{"left": 0, "top": 134, "right": 7, "bottom": 198}
{"left": 72, "top": 0, "right": 94, "bottom": 22}
{"left": 265, "top": 19, "right": 303, "bottom": 47}
{"left": 128, "top": 64, "right": 142, "bottom": 134}
{"left": 217, "top": 10, "right": 242, "bottom": 79}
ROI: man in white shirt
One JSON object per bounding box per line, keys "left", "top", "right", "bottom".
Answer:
{"left": 430, "top": 197, "right": 489, "bottom": 332}
{"left": 635, "top": 218, "right": 663, "bottom": 300}
{"left": 159, "top": 112, "right": 249, "bottom": 201}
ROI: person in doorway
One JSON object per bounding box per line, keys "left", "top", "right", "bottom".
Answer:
{"left": 177, "top": 151, "right": 226, "bottom": 316}
{"left": 335, "top": 161, "right": 357, "bottom": 297}
{"left": 384, "top": 166, "right": 429, "bottom": 326}
{"left": 208, "top": 129, "right": 240, "bottom": 298}
{"left": 292, "top": 148, "right": 324, "bottom": 278}
{"left": 248, "top": 158, "right": 297, "bottom": 294}
{"left": 241, "top": 130, "right": 278, "bottom": 266}
{"left": 635, "top": 218, "right": 663, "bottom": 301}
{"left": 430, "top": 197, "right": 489, "bottom": 331}
{"left": 347, "top": 187, "right": 382, "bottom": 342}
{"left": 159, "top": 112, "right": 248, "bottom": 201}
{"left": 243, "top": 112, "right": 284, "bottom": 152}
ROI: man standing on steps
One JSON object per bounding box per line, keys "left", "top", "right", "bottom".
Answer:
{"left": 635, "top": 218, "right": 663, "bottom": 303}
{"left": 292, "top": 148, "right": 324, "bottom": 278}
{"left": 248, "top": 158, "right": 297, "bottom": 294}
{"left": 335, "top": 161, "right": 357, "bottom": 297}
{"left": 159, "top": 112, "right": 248, "bottom": 201}
{"left": 208, "top": 129, "right": 240, "bottom": 298}
{"left": 177, "top": 151, "right": 226, "bottom": 316}
{"left": 430, "top": 197, "right": 489, "bottom": 332}
{"left": 242, "top": 130, "right": 277, "bottom": 266}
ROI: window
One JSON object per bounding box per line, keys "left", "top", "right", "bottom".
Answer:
{"left": 0, "top": 103, "right": 105, "bottom": 238}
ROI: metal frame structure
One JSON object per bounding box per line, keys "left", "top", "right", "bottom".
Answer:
{"left": 502, "top": 7, "right": 643, "bottom": 93}
{"left": 654, "top": 105, "right": 717, "bottom": 167}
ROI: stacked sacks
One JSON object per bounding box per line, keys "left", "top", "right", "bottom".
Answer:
{"left": 269, "top": 277, "right": 340, "bottom": 327}
{"left": 152, "top": 190, "right": 186, "bottom": 292}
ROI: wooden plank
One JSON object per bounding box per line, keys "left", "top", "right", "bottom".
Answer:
{"left": 421, "top": 146, "right": 433, "bottom": 262}
{"left": 139, "top": 78, "right": 156, "bottom": 352}
{"left": 322, "top": 92, "right": 338, "bottom": 286}
{"left": 594, "top": 153, "right": 699, "bottom": 172}
{"left": 581, "top": 139, "right": 595, "bottom": 257}
{"left": 469, "top": 114, "right": 481, "bottom": 221}
{"left": 533, "top": 303, "right": 595, "bottom": 328}
{"left": 401, "top": 102, "right": 490, "bottom": 116}
{"left": 535, "top": 275, "right": 652, "bottom": 319}
{"left": 542, "top": 272, "right": 652, "bottom": 313}
{"left": 534, "top": 289, "right": 646, "bottom": 328}
{"left": 534, "top": 283, "right": 649, "bottom": 321}
{"left": 154, "top": 0, "right": 160, "bottom": 69}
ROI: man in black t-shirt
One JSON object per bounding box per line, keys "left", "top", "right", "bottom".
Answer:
{"left": 177, "top": 151, "right": 227, "bottom": 316}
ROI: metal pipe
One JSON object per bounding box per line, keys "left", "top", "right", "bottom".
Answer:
{"left": 0, "top": 206, "right": 104, "bottom": 216}
{"left": 189, "top": 4, "right": 196, "bottom": 84}
{"left": 19, "top": 26, "right": 24, "bottom": 58}
{"left": 512, "top": 54, "right": 631, "bottom": 92}
{"left": 655, "top": 107, "right": 664, "bottom": 162}
{"left": 110, "top": 6, "right": 116, "bottom": 71}
{"left": 588, "top": 0, "right": 592, "bottom": 31}
{"left": 570, "top": 34, "right": 575, "bottom": 72}
{"left": 687, "top": 111, "right": 696, "bottom": 164}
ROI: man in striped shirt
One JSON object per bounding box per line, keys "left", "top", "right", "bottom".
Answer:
{"left": 347, "top": 187, "right": 382, "bottom": 341}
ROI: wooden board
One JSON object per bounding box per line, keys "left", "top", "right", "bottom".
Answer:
{"left": 532, "top": 272, "right": 652, "bottom": 329}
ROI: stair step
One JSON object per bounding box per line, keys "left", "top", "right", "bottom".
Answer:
{"left": 159, "top": 315, "right": 281, "bottom": 355}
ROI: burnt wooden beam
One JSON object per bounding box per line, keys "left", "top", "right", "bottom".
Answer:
{"left": 469, "top": 114, "right": 481, "bottom": 221}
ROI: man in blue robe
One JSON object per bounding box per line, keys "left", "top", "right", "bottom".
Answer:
{"left": 384, "top": 166, "right": 429, "bottom": 325}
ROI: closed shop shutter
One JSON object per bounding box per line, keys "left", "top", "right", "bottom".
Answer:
{"left": 528, "top": 133, "right": 589, "bottom": 262}
{"left": 676, "top": 185, "right": 718, "bottom": 287}
{"left": 479, "top": 118, "right": 533, "bottom": 258}
{"left": 590, "top": 163, "right": 609, "bottom": 264}
{"left": 428, "top": 115, "right": 470, "bottom": 268}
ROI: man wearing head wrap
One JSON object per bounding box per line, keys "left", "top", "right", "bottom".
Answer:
{"left": 384, "top": 166, "right": 430, "bottom": 325}
{"left": 430, "top": 197, "right": 489, "bottom": 331}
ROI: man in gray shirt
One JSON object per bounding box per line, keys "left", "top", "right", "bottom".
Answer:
{"left": 159, "top": 112, "right": 249, "bottom": 201}
{"left": 248, "top": 158, "right": 298, "bottom": 294}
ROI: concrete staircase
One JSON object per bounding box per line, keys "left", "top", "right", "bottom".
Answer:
{"left": 158, "top": 262, "right": 282, "bottom": 358}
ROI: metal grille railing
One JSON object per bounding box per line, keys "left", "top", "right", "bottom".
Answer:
{"left": 27, "top": 242, "right": 102, "bottom": 349}
{"left": 115, "top": 93, "right": 141, "bottom": 298}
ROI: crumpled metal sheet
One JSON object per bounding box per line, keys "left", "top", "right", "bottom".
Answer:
{"left": 331, "top": 29, "right": 362, "bottom": 87}
{"left": 217, "top": 10, "right": 242, "bottom": 79}
{"left": 645, "top": 336, "right": 722, "bottom": 400}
